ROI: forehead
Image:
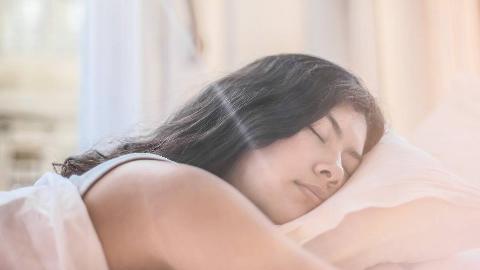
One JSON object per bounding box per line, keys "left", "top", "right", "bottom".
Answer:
{"left": 331, "top": 104, "right": 366, "bottom": 127}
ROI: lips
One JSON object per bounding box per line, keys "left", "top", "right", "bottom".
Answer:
{"left": 294, "top": 180, "right": 325, "bottom": 203}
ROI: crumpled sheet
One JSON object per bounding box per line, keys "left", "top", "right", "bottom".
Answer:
{"left": 0, "top": 172, "right": 109, "bottom": 270}
{"left": 279, "top": 133, "right": 480, "bottom": 270}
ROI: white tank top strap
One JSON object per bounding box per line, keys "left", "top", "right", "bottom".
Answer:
{"left": 69, "top": 153, "right": 174, "bottom": 198}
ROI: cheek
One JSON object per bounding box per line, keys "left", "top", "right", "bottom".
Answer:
{"left": 263, "top": 132, "right": 315, "bottom": 169}
{"left": 231, "top": 154, "right": 285, "bottom": 197}
{"left": 236, "top": 155, "right": 299, "bottom": 202}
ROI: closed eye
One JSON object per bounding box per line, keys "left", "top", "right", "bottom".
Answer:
{"left": 309, "top": 126, "right": 355, "bottom": 179}
{"left": 308, "top": 126, "right": 325, "bottom": 143}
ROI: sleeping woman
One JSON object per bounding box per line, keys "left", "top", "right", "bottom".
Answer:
{"left": 1, "top": 54, "right": 385, "bottom": 269}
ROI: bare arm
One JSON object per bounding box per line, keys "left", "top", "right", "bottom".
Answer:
{"left": 84, "top": 160, "right": 335, "bottom": 270}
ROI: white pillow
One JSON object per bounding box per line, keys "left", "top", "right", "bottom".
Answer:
{"left": 412, "top": 76, "right": 480, "bottom": 185}
{"left": 279, "top": 132, "right": 480, "bottom": 270}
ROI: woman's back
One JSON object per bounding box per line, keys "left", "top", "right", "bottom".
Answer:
{"left": 82, "top": 157, "right": 335, "bottom": 269}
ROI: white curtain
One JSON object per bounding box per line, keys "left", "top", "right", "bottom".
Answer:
{"left": 79, "top": 0, "right": 142, "bottom": 151}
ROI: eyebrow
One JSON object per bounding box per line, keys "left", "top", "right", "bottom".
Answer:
{"left": 323, "top": 113, "right": 363, "bottom": 161}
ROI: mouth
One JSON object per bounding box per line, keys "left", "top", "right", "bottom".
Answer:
{"left": 294, "top": 180, "right": 324, "bottom": 204}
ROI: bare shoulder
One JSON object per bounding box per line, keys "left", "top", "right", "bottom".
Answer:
{"left": 84, "top": 158, "right": 230, "bottom": 205}
{"left": 83, "top": 159, "right": 233, "bottom": 269}
{"left": 82, "top": 159, "right": 259, "bottom": 269}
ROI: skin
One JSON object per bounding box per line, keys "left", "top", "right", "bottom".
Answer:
{"left": 84, "top": 161, "right": 336, "bottom": 270}
{"left": 224, "top": 104, "right": 368, "bottom": 224}
{"left": 83, "top": 104, "right": 366, "bottom": 269}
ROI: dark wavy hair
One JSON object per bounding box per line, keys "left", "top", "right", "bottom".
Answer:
{"left": 56, "top": 54, "right": 385, "bottom": 178}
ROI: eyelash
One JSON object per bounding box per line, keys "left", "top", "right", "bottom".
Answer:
{"left": 308, "top": 126, "right": 325, "bottom": 143}
{"left": 308, "top": 126, "right": 353, "bottom": 179}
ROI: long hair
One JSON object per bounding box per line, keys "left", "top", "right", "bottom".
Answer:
{"left": 56, "top": 54, "right": 385, "bottom": 178}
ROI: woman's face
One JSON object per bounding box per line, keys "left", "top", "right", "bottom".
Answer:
{"left": 224, "top": 104, "right": 368, "bottom": 224}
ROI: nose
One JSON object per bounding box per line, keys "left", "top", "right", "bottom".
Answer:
{"left": 313, "top": 159, "right": 345, "bottom": 189}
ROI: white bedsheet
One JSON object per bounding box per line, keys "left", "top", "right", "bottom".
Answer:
{"left": 0, "top": 172, "right": 108, "bottom": 270}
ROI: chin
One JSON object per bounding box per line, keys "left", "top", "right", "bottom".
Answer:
{"left": 269, "top": 208, "right": 309, "bottom": 225}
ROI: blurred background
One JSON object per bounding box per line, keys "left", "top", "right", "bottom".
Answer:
{"left": 1, "top": 0, "right": 479, "bottom": 190}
